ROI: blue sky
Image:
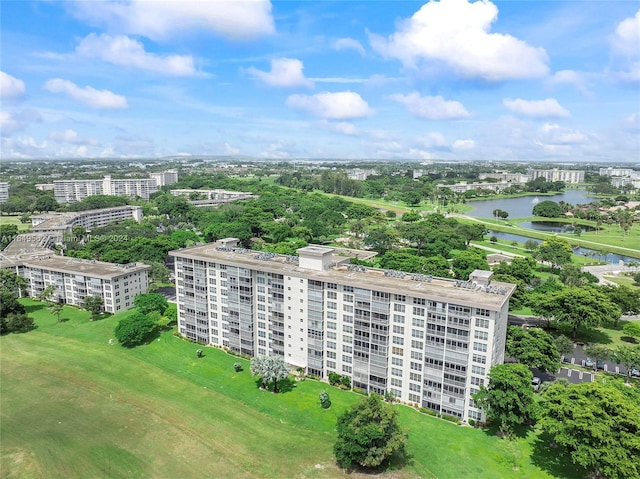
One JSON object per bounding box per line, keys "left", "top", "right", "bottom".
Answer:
{"left": 1, "top": 0, "right": 638, "bottom": 161}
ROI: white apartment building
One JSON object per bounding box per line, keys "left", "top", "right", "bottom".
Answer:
{"left": 54, "top": 171, "right": 178, "bottom": 203}
{"left": 0, "top": 182, "right": 10, "bottom": 203}
{"left": 599, "top": 167, "right": 634, "bottom": 177}
{"left": 31, "top": 206, "right": 142, "bottom": 240}
{"left": 436, "top": 181, "right": 511, "bottom": 193}
{"left": 0, "top": 255, "right": 150, "bottom": 313}
{"left": 149, "top": 169, "right": 179, "bottom": 187}
{"left": 170, "top": 239, "right": 515, "bottom": 421}
{"left": 527, "top": 168, "right": 585, "bottom": 184}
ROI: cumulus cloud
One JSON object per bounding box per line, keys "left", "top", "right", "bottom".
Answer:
{"left": 44, "top": 78, "right": 128, "bottom": 109}
{"left": 0, "top": 136, "right": 48, "bottom": 158}
{"left": 245, "top": 58, "right": 313, "bottom": 88}
{"left": 547, "top": 70, "right": 593, "bottom": 97}
{"left": 318, "top": 120, "right": 359, "bottom": 135}
{"left": 333, "top": 38, "right": 366, "bottom": 56}
{"left": 369, "top": 0, "right": 549, "bottom": 81}
{"left": 390, "top": 92, "right": 470, "bottom": 120}
{"left": 1, "top": 71, "right": 26, "bottom": 100}
{"left": 539, "top": 123, "right": 586, "bottom": 145}
{"left": 452, "top": 139, "right": 476, "bottom": 150}
{"left": 69, "top": 0, "right": 275, "bottom": 41}
{"left": 76, "top": 33, "right": 197, "bottom": 76}
{"left": 49, "top": 129, "right": 98, "bottom": 146}
{"left": 503, "top": 98, "right": 570, "bottom": 118}
{"left": 0, "top": 109, "right": 42, "bottom": 136}
{"left": 286, "top": 91, "right": 373, "bottom": 120}
{"left": 416, "top": 131, "right": 449, "bottom": 148}
{"left": 611, "top": 10, "right": 640, "bottom": 82}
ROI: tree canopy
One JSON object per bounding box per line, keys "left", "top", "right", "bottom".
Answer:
{"left": 114, "top": 312, "right": 158, "bottom": 347}
{"left": 472, "top": 363, "right": 537, "bottom": 433}
{"left": 506, "top": 326, "right": 560, "bottom": 373}
{"left": 334, "top": 394, "right": 407, "bottom": 470}
{"left": 250, "top": 356, "right": 290, "bottom": 393}
{"left": 133, "top": 293, "right": 169, "bottom": 315}
{"left": 532, "top": 200, "right": 564, "bottom": 218}
{"left": 540, "top": 381, "right": 640, "bottom": 479}
{"left": 534, "top": 237, "right": 572, "bottom": 270}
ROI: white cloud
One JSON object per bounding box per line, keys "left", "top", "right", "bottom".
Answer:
{"left": 390, "top": 92, "right": 470, "bottom": 120}
{"left": 0, "top": 71, "right": 26, "bottom": 100}
{"left": 623, "top": 112, "right": 640, "bottom": 131}
{"left": 369, "top": 0, "right": 549, "bottom": 81}
{"left": 539, "top": 123, "right": 586, "bottom": 144}
{"left": 503, "top": 98, "right": 570, "bottom": 118}
{"left": 333, "top": 38, "right": 366, "bottom": 56}
{"left": 611, "top": 10, "right": 640, "bottom": 83}
{"left": 416, "top": 131, "right": 448, "bottom": 148}
{"left": 49, "top": 129, "right": 98, "bottom": 146}
{"left": 76, "top": 33, "right": 197, "bottom": 76}
{"left": 245, "top": 58, "right": 313, "bottom": 88}
{"left": 286, "top": 91, "right": 373, "bottom": 120}
{"left": 44, "top": 78, "right": 128, "bottom": 109}
{"left": 318, "top": 120, "right": 358, "bottom": 136}
{"left": 69, "top": 0, "right": 275, "bottom": 41}
{"left": 0, "top": 136, "right": 48, "bottom": 158}
{"left": 0, "top": 109, "right": 42, "bottom": 136}
{"left": 452, "top": 139, "right": 476, "bottom": 150}
{"left": 547, "top": 70, "right": 593, "bottom": 97}
{"left": 612, "top": 9, "right": 640, "bottom": 56}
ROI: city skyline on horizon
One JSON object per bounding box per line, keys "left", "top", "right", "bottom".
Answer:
{"left": 1, "top": 0, "right": 639, "bottom": 162}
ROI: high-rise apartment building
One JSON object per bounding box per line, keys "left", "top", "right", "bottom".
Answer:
{"left": 170, "top": 239, "right": 515, "bottom": 421}
{"left": 527, "top": 168, "right": 585, "bottom": 184}
{"left": 0, "top": 182, "right": 9, "bottom": 204}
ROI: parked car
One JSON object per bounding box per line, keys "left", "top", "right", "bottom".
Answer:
{"left": 584, "top": 358, "right": 594, "bottom": 368}
{"left": 532, "top": 377, "right": 542, "bottom": 392}
{"left": 596, "top": 359, "right": 606, "bottom": 370}
{"left": 631, "top": 368, "right": 640, "bottom": 378}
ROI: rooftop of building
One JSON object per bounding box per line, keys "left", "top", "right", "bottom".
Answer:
{"left": 170, "top": 240, "right": 515, "bottom": 310}
{"left": 0, "top": 252, "right": 150, "bottom": 278}
{"left": 32, "top": 205, "right": 142, "bottom": 230}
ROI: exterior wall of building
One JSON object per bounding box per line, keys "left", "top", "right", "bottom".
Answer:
{"left": 171, "top": 241, "right": 514, "bottom": 421}
{"left": 527, "top": 169, "right": 585, "bottom": 184}
{"left": 0, "top": 182, "right": 10, "bottom": 203}
{"left": 599, "top": 167, "right": 633, "bottom": 177}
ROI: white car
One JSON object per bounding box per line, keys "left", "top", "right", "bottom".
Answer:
{"left": 532, "top": 377, "right": 542, "bottom": 392}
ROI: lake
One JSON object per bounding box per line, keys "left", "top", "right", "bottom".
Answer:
{"left": 468, "top": 190, "right": 596, "bottom": 219}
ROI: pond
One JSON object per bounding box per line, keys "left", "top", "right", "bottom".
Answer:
{"left": 517, "top": 221, "right": 595, "bottom": 233}
{"left": 487, "top": 231, "right": 637, "bottom": 264}
{"left": 468, "top": 190, "right": 596, "bottom": 219}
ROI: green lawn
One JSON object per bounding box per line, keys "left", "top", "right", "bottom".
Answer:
{"left": 0, "top": 215, "right": 30, "bottom": 231}
{"left": 1, "top": 300, "right": 581, "bottom": 479}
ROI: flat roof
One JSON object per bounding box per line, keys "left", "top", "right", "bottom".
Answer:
{"left": 12, "top": 256, "right": 150, "bottom": 279}
{"left": 32, "top": 206, "right": 141, "bottom": 230}
{"left": 170, "top": 243, "right": 515, "bottom": 311}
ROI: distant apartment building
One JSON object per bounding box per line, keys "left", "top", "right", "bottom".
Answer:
{"left": 54, "top": 170, "right": 178, "bottom": 203}
{"left": 436, "top": 181, "right": 511, "bottom": 193}
{"left": 35, "top": 183, "right": 55, "bottom": 191}
{"left": 149, "top": 169, "right": 179, "bottom": 187}
{"left": 478, "top": 172, "right": 528, "bottom": 184}
{"left": 0, "top": 182, "right": 10, "bottom": 203}
{"left": 30, "top": 206, "right": 143, "bottom": 240}
{"left": 347, "top": 169, "right": 377, "bottom": 181}
{"left": 170, "top": 189, "right": 257, "bottom": 207}
{"left": 599, "top": 167, "right": 634, "bottom": 177}
{"left": 170, "top": 239, "right": 515, "bottom": 421}
{"left": 0, "top": 254, "right": 149, "bottom": 313}
{"left": 527, "top": 168, "right": 585, "bottom": 184}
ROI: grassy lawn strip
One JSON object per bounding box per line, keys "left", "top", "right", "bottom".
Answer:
{"left": 1, "top": 300, "right": 580, "bottom": 478}
{"left": 0, "top": 215, "right": 30, "bottom": 231}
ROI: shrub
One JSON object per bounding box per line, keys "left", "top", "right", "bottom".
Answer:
{"left": 352, "top": 387, "right": 367, "bottom": 396}
{"left": 441, "top": 414, "right": 462, "bottom": 425}
{"left": 319, "top": 390, "right": 331, "bottom": 409}
{"left": 419, "top": 407, "right": 438, "bottom": 416}
{"left": 338, "top": 384, "right": 349, "bottom": 390}
{"left": 306, "top": 374, "right": 320, "bottom": 381}
{"left": 328, "top": 372, "right": 342, "bottom": 386}
{"left": 233, "top": 362, "right": 242, "bottom": 372}
{"left": 468, "top": 418, "right": 476, "bottom": 427}
{"left": 340, "top": 375, "right": 351, "bottom": 388}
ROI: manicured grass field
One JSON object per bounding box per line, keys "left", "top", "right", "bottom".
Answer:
{"left": 0, "top": 215, "right": 30, "bottom": 231}
{"left": 1, "top": 300, "right": 581, "bottom": 479}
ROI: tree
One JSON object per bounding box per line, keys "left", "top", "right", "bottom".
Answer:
{"left": 472, "top": 363, "right": 536, "bottom": 434}
{"left": 133, "top": 293, "right": 169, "bottom": 315}
{"left": 539, "top": 381, "right": 640, "bottom": 479}
{"left": 319, "top": 390, "right": 331, "bottom": 409}
{"left": 34, "top": 195, "right": 59, "bottom": 212}
{"left": 0, "top": 269, "right": 28, "bottom": 296}
{"left": 114, "top": 312, "right": 158, "bottom": 347}
{"left": 250, "top": 356, "right": 290, "bottom": 393}
{"left": 82, "top": 295, "right": 104, "bottom": 321}
{"left": 48, "top": 302, "right": 64, "bottom": 323}
{"left": 451, "top": 249, "right": 489, "bottom": 279}
{"left": 149, "top": 262, "right": 171, "bottom": 284}
{"left": 554, "top": 334, "right": 574, "bottom": 356}
{"left": 600, "top": 285, "right": 640, "bottom": 315}
{"left": 0, "top": 291, "right": 26, "bottom": 320}
{"left": 534, "top": 237, "right": 572, "bottom": 270}
{"left": 506, "top": 327, "right": 560, "bottom": 373}
{"left": 533, "top": 287, "right": 621, "bottom": 338}
{"left": 622, "top": 322, "right": 640, "bottom": 342}
{"left": 4, "top": 313, "right": 35, "bottom": 333}
{"left": 364, "top": 226, "right": 398, "bottom": 255}
{"left": 532, "top": 200, "right": 564, "bottom": 218}
{"left": 334, "top": 394, "right": 407, "bottom": 469}
{"left": 38, "top": 285, "right": 56, "bottom": 304}
{"left": 615, "top": 345, "right": 640, "bottom": 379}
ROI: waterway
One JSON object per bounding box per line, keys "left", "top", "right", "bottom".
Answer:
{"left": 468, "top": 190, "right": 596, "bottom": 219}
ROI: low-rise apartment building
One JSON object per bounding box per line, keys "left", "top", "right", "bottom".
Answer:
{"left": 170, "top": 239, "right": 515, "bottom": 421}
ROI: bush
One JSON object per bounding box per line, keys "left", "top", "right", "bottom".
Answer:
{"left": 328, "top": 372, "right": 342, "bottom": 386}
{"left": 468, "top": 418, "right": 476, "bottom": 427}
{"left": 306, "top": 374, "right": 320, "bottom": 381}
{"left": 441, "top": 414, "right": 462, "bottom": 425}
{"left": 352, "top": 387, "right": 367, "bottom": 396}
{"left": 340, "top": 375, "right": 351, "bottom": 388}
{"left": 233, "top": 362, "right": 242, "bottom": 372}
{"left": 319, "top": 390, "right": 331, "bottom": 409}
{"left": 419, "top": 407, "right": 438, "bottom": 416}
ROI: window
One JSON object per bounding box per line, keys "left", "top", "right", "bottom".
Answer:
{"left": 327, "top": 351, "right": 336, "bottom": 359}
{"left": 410, "top": 372, "right": 421, "bottom": 382}
{"left": 327, "top": 331, "right": 337, "bottom": 340}
{"left": 393, "top": 314, "right": 405, "bottom": 324}
{"left": 343, "top": 286, "right": 353, "bottom": 293}
{"left": 411, "top": 329, "right": 424, "bottom": 339}
{"left": 470, "top": 377, "right": 484, "bottom": 386}
{"left": 393, "top": 325, "right": 405, "bottom": 334}
{"left": 343, "top": 294, "right": 353, "bottom": 302}
{"left": 394, "top": 304, "right": 405, "bottom": 313}
{"left": 343, "top": 325, "right": 353, "bottom": 334}
{"left": 327, "top": 301, "right": 337, "bottom": 310}
{"left": 391, "top": 367, "right": 403, "bottom": 377}
{"left": 472, "top": 365, "right": 485, "bottom": 375}
{"left": 392, "top": 357, "right": 403, "bottom": 366}
{"left": 410, "top": 361, "right": 422, "bottom": 371}
{"left": 327, "top": 322, "right": 337, "bottom": 330}
{"left": 412, "top": 318, "right": 425, "bottom": 328}
{"left": 392, "top": 347, "right": 404, "bottom": 355}
{"left": 393, "top": 294, "right": 406, "bottom": 302}
{"left": 342, "top": 355, "right": 352, "bottom": 363}
{"left": 474, "top": 330, "right": 489, "bottom": 340}
{"left": 473, "top": 342, "right": 487, "bottom": 352}
{"left": 413, "top": 298, "right": 426, "bottom": 305}
{"left": 342, "top": 365, "right": 352, "bottom": 373}
{"left": 411, "top": 340, "right": 423, "bottom": 350}
{"left": 413, "top": 307, "right": 425, "bottom": 316}
{"left": 392, "top": 336, "right": 404, "bottom": 345}
{"left": 327, "top": 291, "right": 337, "bottom": 299}
{"left": 472, "top": 354, "right": 486, "bottom": 364}
{"left": 342, "top": 345, "right": 353, "bottom": 353}
{"left": 327, "top": 341, "right": 336, "bottom": 350}
{"left": 410, "top": 351, "right": 423, "bottom": 360}
{"left": 475, "top": 318, "right": 490, "bottom": 328}
{"left": 390, "top": 378, "right": 402, "bottom": 387}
